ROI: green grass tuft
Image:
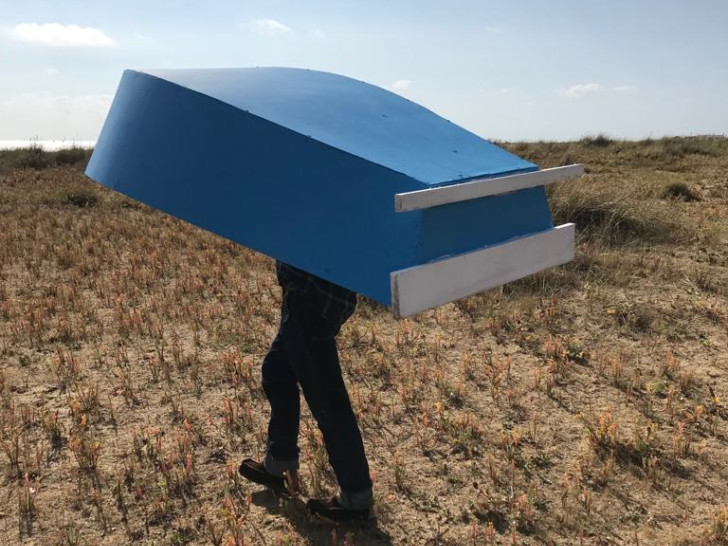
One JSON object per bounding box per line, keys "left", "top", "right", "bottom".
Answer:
{"left": 0, "top": 145, "right": 92, "bottom": 171}
{"left": 580, "top": 134, "right": 614, "bottom": 148}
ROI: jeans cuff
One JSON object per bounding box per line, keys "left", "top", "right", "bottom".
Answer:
{"left": 337, "top": 487, "right": 373, "bottom": 510}
{"left": 263, "top": 453, "right": 299, "bottom": 477}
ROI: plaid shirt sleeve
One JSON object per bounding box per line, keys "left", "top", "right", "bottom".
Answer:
{"left": 276, "top": 261, "right": 357, "bottom": 323}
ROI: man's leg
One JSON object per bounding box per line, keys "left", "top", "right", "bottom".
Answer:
{"left": 281, "top": 291, "right": 372, "bottom": 510}
{"left": 239, "top": 296, "right": 300, "bottom": 490}
{"left": 261, "top": 330, "right": 300, "bottom": 475}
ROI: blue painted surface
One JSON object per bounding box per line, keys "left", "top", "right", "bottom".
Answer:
{"left": 415, "top": 186, "right": 552, "bottom": 264}
{"left": 144, "top": 68, "right": 537, "bottom": 186}
{"left": 86, "top": 68, "right": 554, "bottom": 305}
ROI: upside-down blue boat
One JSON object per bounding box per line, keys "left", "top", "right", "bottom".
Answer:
{"left": 86, "top": 67, "right": 582, "bottom": 316}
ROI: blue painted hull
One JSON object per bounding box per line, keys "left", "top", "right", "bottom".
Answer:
{"left": 86, "top": 68, "right": 553, "bottom": 306}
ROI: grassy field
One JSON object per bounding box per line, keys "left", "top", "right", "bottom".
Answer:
{"left": 0, "top": 137, "right": 727, "bottom": 545}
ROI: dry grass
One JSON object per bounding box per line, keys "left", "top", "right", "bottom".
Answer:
{"left": 0, "top": 137, "right": 727, "bottom": 545}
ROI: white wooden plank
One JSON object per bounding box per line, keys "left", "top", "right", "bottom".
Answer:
{"left": 390, "top": 223, "right": 575, "bottom": 317}
{"left": 395, "top": 164, "right": 584, "bottom": 212}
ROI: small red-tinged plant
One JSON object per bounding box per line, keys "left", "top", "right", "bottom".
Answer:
{"left": 18, "top": 473, "right": 38, "bottom": 538}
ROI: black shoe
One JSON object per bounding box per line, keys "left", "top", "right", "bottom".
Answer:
{"left": 238, "top": 459, "right": 297, "bottom": 495}
{"left": 306, "top": 496, "right": 374, "bottom": 523}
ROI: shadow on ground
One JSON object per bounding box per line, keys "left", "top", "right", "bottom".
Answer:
{"left": 248, "top": 488, "right": 394, "bottom": 545}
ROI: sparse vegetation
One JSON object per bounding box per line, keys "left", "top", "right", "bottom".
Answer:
{"left": 0, "top": 137, "right": 726, "bottom": 544}
{"left": 0, "top": 144, "right": 92, "bottom": 172}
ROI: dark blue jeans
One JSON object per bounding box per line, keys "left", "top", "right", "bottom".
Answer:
{"left": 262, "top": 287, "right": 372, "bottom": 499}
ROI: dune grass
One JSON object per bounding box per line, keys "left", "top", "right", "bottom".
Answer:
{"left": 0, "top": 137, "right": 726, "bottom": 545}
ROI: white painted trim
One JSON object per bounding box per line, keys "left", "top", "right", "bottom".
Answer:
{"left": 395, "top": 164, "right": 584, "bottom": 212}
{"left": 390, "top": 223, "right": 575, "bottom": 317}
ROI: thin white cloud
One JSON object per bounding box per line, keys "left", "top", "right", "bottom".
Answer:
{"left": 245, "top": 19, "right": 292, "bottom": 36}
{"left": 390, "top": 79, "right": 412, "bottom": 92}
{"left": 563, "top": 83, "right": 601, "bottom": 99}
{"left": 614, "top": 85, "right": 640, "bottom": 94}
{"left": 478, "top": 87, "right": 510, "bottom": 97}
{"left": 0, "top": 93, "right": 113, "bottom": 139}
{"left": 133, "top": 32, "right": 155, "bottom": 42}
{"left": 486, "top": 26, "right": 503, "bottom": 34}
{"left": 10, "top": 23, "right": 114, "bottom": 47}
{"left": 309, "top": 28, "right": 326, "bottom": 39}
{"left": 46, "top": 68, "right": 60, "bottom": 75}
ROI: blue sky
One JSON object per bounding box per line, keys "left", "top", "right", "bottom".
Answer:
{"left": 1, "top": 0, "right": 726, "bottom": 141}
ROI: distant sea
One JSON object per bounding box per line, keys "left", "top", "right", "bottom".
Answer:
{"left": 0, "top": 140, "right": 96, "bottom": 151}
